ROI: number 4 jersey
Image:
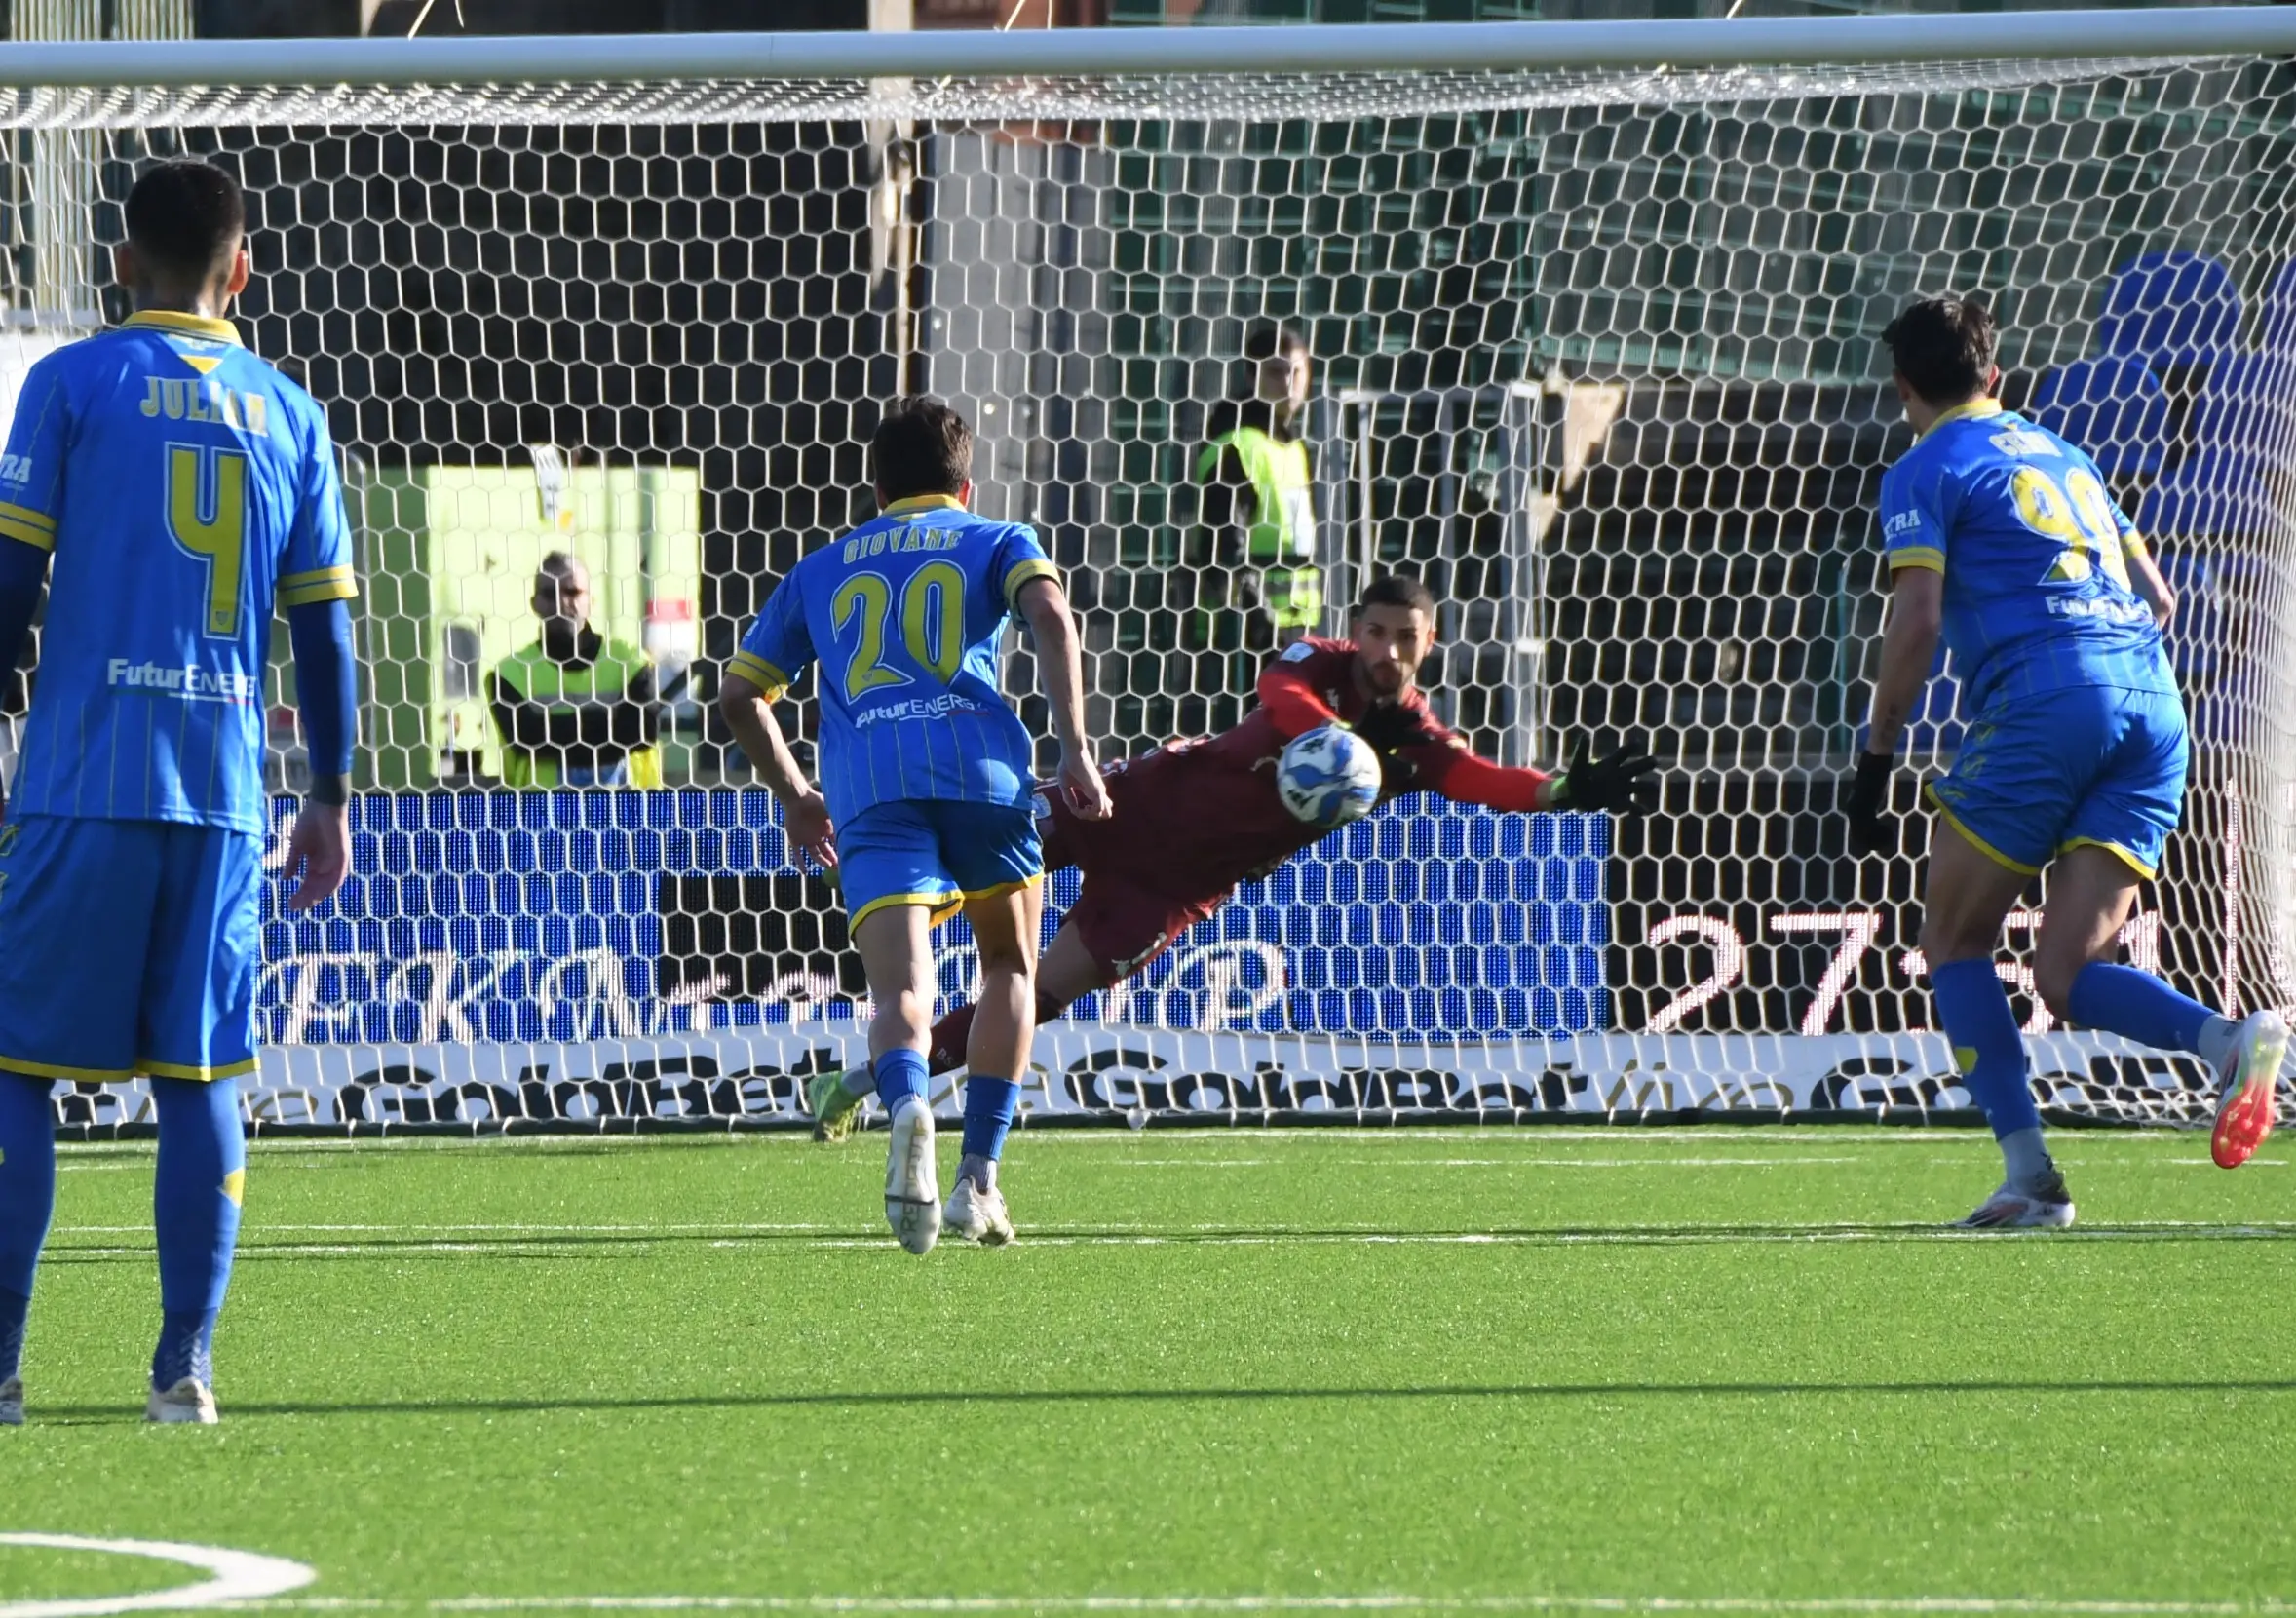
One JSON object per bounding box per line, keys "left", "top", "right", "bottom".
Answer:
{"left": 0, "top": 310, "right": 357, "bottom": 833}
{"left": 731, "top": 492, "right": 1057, "bottom": 826}
{"left": 1880, "top": 399, "right": 2175, "bottom": 713}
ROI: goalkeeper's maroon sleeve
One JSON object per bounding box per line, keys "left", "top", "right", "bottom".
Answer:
{"left": 1255, "top": 656, "right": 1343, "bottom": 739}
{"left": 1412, "top": 744, "right": 1550, "bottom": 813}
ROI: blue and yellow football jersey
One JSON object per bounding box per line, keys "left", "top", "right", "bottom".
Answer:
{"left": 1880, "top": 399, "right": 2174, "bottom": 712}
{"left": 0, "top": 310, "right": 357, "bottom": 834}
{"left": 732, "top": 492, "right": 1058, "bottom": 826}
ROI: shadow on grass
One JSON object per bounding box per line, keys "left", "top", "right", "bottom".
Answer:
{"left": 30, "top": 1376, "right": 2296, "bottom": 1426}
{"left": 36, "top": 1220, "right": 2296, "bottom": 1267}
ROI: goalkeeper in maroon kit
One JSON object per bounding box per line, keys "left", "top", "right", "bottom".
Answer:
{"left": 805, "top": 574, "right": 1659, "bottom": 1166}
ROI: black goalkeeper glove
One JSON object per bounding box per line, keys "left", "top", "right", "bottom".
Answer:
{"left": 1351, "top": 702, "right": 1444, "bottom": 754}
{"left": 1549, "top": 740, "right": 1661, "bottom": 815}
{"left": 1843, "top": 750, "right": 1895, "bottom": 857}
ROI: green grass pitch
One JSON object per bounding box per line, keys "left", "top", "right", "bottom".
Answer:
{"left": 2, "top": 1126, "right": 2292, "bottom": 1615}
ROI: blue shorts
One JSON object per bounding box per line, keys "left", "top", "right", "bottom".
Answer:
{"left": 1929, "top": 685, "right": 2189, "bottom": 879}
{"left": 837, "top": 800, "right": 1042, "bottom": 933}
{"left": 0, "top": 815, "right": 263, "bottom": 1083}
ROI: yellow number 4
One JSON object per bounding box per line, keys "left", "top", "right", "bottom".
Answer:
{"left": 166, "top": 443, "right": 248, "bottom": 637}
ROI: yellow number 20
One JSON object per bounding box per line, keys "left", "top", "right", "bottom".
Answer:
{"left": 2012, "top": 465, "right": 2129, "bottom": 590}
{"left": 834, "top": 559, "right": 970, "bottom": 702}
{"left": 165, "top": 443, "right": 248, "bottom": 637}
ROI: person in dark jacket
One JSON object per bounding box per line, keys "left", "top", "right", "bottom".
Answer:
{"left": 490, "top": 552, "right": 661, "bottom": 788}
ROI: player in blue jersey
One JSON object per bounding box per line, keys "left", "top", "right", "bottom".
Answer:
{"left": 1847, "top": 294, "right": 2284, "bottom": 1227}
{"left": 0, "top": 162, "right": 359, "bottom": 1425}
{"left": 720, "top": 399, "right": 1109, "bottom": 1253}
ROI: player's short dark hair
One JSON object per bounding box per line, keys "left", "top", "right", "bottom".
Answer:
{"left": 871, "top": 398, "right": 973, "bottom": 502}
{"left": 124, "top": 160, "right": 245, "bottom": 283}
{"left": 1882, "top": 294, "right": 1999, "bottom": 406}
{"left": 1358, "top": 574, "right": 1435, "bottom": 618}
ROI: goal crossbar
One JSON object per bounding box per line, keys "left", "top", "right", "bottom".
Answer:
{"left": 0, "top": 6, "right": 2288, "bottom": 87}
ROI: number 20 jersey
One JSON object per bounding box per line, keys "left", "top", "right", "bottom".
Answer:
{"left": 0, "top": 311, "right": 357, "bottom": 834}
{"left": 1880, "top": 400, "right": 2175, "bottom": 713}
{"left": 732, "top": 493, "right": 1058, "bottom": 826}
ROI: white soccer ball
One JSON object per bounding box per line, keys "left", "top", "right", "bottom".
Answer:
{"left": 1277, "top": 724, "right": 1383, "bottom": 830}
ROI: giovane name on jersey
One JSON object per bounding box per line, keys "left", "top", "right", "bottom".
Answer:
{"left": 840, "top": 526, "right": 959, "bottom": 565}
{"left": 138, "top": 375, "right": 271, "bottom": 437}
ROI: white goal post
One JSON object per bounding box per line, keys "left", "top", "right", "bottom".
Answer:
{"left": 0, "top": 9, "right": 2289, "bottom": 1132}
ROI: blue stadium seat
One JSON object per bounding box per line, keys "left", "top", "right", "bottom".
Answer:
{"left": 2028, "top": 356, "right": 2172, "bottom": 476}
{"left": 2135, "top": 347, "right": 2292, "bottom": 542}
{"left": 2097, "top": 250, "right": 2241, "bottom": 368}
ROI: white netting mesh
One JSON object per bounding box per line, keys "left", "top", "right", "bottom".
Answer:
{"left": 5, "top": 49, "right": 2292, "bottom": 1129}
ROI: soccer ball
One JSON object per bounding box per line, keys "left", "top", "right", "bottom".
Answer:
{"left": 1277, "top": 725, "right": 1383, "bottom": 830}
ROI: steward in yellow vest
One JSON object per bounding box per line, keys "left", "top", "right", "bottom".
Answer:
{"left": 1190, "top": 324, "right": 1321, "bottom": 646}
{"left": 1193, "top": 426, "right": 1320, "bottom": 632}
{"left": 490, "top": 554, "right": 664, "bottom": 788}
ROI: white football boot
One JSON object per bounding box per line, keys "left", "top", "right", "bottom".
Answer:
{"left": 2210, "top": 1010, "right": 2287, "bottom": 1170}
{"left": 1957, "top": 1166, "right": 2076, "bottom": 1230}
{"left": 0, "top": 1375, "right": 21, "bottom": 1426}
{"left": 145, "top": 1376, "right": 218, "bottom": 1425}
{"left": 943, "top": 1177, "right": 1015, "bottom": 1247}
{"left": 884, "top": 1097, "right": 941, "bottom": 1256}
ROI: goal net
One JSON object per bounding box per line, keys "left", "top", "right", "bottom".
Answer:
{"left": 10, "top": 16, "right": 2293, "bottom": 1131}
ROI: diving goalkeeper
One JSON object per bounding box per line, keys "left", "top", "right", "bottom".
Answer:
{"left": 807, "top": 573, "right": 1658, "bottom": 1154}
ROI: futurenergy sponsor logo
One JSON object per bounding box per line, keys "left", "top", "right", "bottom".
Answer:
{"left": 855, "top": 692, "right": 990, "bottom": 726}
{"left": 107, "top": 658, "right": 257, "bottom": 703}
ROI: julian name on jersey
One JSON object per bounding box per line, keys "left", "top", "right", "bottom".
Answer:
{"left": 137, "top": 375, "right": 272, "bottom": 437}
{"left": 106, "top": 658, "right": 257, "bottom": 703}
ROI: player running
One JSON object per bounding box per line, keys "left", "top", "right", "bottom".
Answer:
{"left": 1846, "top": 293, "right": 2285, "bottom": 1228}
{"left": 720, "top": 399, "right": 1108, "bottom": 1255}
{"left": 0, "top": 161, "right": 360, "bottom": 1425}
{"left": 807, "top": 573, "right": 1660, "bottom": 1177}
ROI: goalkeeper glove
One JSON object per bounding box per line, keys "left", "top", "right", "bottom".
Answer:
{"left": 1549, "top": 740, "right": 1661, "bottom": 815}
{"left": 1843, "top": 751, "right": 1895, "bottom": 857}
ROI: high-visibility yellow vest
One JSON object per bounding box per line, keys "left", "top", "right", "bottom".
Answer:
{"left": 1196, "top": 426, "right": 1322, "bottom": 630}
{"left": 494, "top": 636, "right": 664, "bottom": 789}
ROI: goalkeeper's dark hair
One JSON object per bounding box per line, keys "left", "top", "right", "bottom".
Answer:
{"left": 1358, "top": 574, "right": 1435, "bottom": 618}
{"left": 1883, "top": 294, "right": 1998, "bottom": 406}
{"left": 871, "top": 397, "right": 973, "bottom": 501}
{"left": 125, "top": 160, "right": 246, "bottom": 284}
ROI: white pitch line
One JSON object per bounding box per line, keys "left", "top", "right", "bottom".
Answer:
{"left": 0, "top": 1533, "right": 315, "bottom": 1618}
{"left": 207, "top": 1593, "right": 2291, "bottom": 1614}
{"left": 54, "top": 1223, "right": 844, "bottom": 1237}
{"left": 1049, "top": 1158, "right": 1872, "bottom": 1169}
{"left": 45, "top": 1218, "right": 2296, "bottom": 1259}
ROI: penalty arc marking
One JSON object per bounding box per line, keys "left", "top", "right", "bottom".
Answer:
{"left": 0, "top": 1533, "right": 316, "bottom": 1617}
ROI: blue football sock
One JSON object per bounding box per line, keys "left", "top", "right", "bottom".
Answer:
{"left": 873, "top": 1049, "right": 928, "bottom": 1117}
{"left": 1931, "top": 958, "right": 2041, "bottom": 1141}
{"left": 149, "top": 1079, "right": 246, "bottom": 1390}
{"left": 961, "top": 1076, "right": 1019, "bottom": 1165}
{"left": 2065, "top": 962, "right": 2218, "bottom": 1055}
{"left": 0, "top": 1075, "right": 56, "bottom": 1382}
